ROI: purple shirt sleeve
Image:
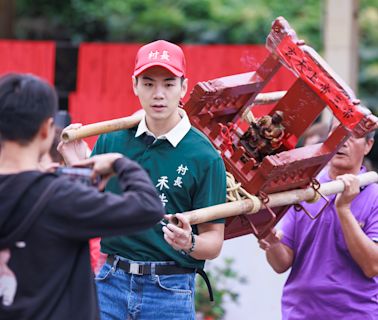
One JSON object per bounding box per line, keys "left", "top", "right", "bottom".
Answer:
{"left": 364, "top": 196, "right": 378, "bottom": 242}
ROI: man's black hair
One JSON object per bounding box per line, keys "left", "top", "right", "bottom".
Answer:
{"left": 0, "top": 73, "right": 58, "bottom": 145}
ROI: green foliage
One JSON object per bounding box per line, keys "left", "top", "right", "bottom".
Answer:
{"left": 359, "top": 1, "right": 378, "bottom": 112}
{"left": 15, "top": 0, "right": 322, "bottom": 47}
{"left": 195, "top": 258, "right": 247, "bottom": 320}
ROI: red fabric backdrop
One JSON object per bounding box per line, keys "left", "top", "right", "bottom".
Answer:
{"left": 70, "top": 43, "right": 296, "bottom": 147}
{"left": 0, "top": 40, "right": 56, "bottom": 84}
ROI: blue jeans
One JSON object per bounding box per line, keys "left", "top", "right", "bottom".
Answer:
{"left": 95, "top": 255, "right": 196, "bottom": 320}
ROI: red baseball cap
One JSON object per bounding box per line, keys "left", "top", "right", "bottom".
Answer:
{"left": 133, "top": 40, "right": 186, "bottom": 77}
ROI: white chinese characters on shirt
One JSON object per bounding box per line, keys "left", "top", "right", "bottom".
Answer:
{"left": 156, "top": 176, "right": 170, "bottom": 191}
{"left": 155, "top": 164, "right": 190, "bottom": 207}
{"left": 173, "top": 177, "right": 183, "bottom": 188}
{"left": 159, "top": 193, "right": 168, "bottom": 206}
{"left": 177, "top": 164, "right": 189, "bottom": 175}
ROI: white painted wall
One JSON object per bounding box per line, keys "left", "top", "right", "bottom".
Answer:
{"left": 208, "top": 234, "right": 289, "bottom": 320}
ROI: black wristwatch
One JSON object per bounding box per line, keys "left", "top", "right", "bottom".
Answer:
{"left": 180, "top": 231, "right": 196, "bottom": 256}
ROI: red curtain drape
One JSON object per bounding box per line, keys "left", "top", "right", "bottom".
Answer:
{"left": 0, "top": 40, "right": 56, "bottom": 84}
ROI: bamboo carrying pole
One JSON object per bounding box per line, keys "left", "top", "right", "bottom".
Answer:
{"left": 253, "top": 91, "right": 286, "bottom": 105}
{"left": 60, "top": 92, "right": 287, "bottom": 143}
{"left": 174, "top": 171, "right": 378, "bottom": 225}
{"left": 61, "top": 112, "right": 144, "bottom": 143}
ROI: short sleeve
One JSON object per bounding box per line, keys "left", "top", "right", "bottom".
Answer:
{"left": 192, "top": 157, "right": 226, "bottom": 222}
{"left": 364, "top": 197, "right": 378, "bottom": 242}
{"left": 91, "top": 134, "right": 106, "bottom": 156}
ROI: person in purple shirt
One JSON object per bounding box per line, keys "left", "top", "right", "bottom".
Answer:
{"left": 259, "top": 122, "right": 378, "bottom": 320}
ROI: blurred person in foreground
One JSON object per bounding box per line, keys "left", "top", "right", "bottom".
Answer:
{"left": 0, "top": 73, "right": 164, "bottom": 319}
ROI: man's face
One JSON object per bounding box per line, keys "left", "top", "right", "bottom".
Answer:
{"left": 330, "top": 125, "right": 374, "bottom": 173}
{"left": 132, "top": 66, "right": 187, "bottom": 123}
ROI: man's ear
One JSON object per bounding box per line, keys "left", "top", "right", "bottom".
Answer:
{"left": 132, "top": 76, "right": 138, "bottom": 96}
{"left": 180, "top": 78, "right": 188, "bottom": 99}
{"left": 364, "top": 138, "right": 374, "bottom": 156}
{"left": 39, "top": 117, "right": 54, "bottom": 140}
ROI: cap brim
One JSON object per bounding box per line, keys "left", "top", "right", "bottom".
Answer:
{"left": 133, "top": 62, "right": 184, "bottom": 77}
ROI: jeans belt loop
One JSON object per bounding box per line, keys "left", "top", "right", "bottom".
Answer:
{"left": 111, "top": 256, "right": 120, "bottom": 272}
{"left": 150, "top": 263, "right": 156, "bottom": 277}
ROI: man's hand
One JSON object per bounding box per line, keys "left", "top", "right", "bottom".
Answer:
{"left": 162, "top": 214, "right": 193, "bottom": 252}
{"left": 38, "top": 161, "right": 60, "bottom": 173}
{"left": 58, "top": 124, "right": 89, "bottom": 165}
{"left": 258, "top": 229, "right": 293, "bottom": 273}
{"left": 0, "top": 249, "right": 17, "bottom": 306}
{"left": 74, "top": 153, "right": 123, "bottom": 190}
{"left": 369, "top": 114, "right": 378, "bottom": 131}
{"left": 335, "top": 174, "right": 360, "bottom": 211}
{"left": 258, "top": 229, "right": 283, "bottom": 251}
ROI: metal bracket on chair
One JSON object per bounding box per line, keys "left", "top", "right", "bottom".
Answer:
{"left": 250, "top": 191, "right": 277, "bottom": 238}
{"left": 294, "top": 179, "right": 330, "bottom": 220}
{"left": 241, "top": 214, "right": 259, "bottom": 236}
{"left": 311, "top": 178, "right": 321, "bottom": 192}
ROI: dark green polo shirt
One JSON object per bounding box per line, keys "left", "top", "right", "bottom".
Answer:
{"left": 92, "top": 126, "right": 226, "bottom": 269}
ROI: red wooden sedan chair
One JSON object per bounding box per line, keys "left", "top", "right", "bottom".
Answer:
{"left": 184, "top": 17, "right": 377, "bottom": 239}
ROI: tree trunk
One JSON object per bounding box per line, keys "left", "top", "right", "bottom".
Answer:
{"left": 0, "top": 0, "right": 15, "bottom": 38}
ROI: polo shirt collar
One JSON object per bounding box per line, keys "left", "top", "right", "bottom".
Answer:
{"left": 135, "top": 109, "right": 191, "bottom": 147}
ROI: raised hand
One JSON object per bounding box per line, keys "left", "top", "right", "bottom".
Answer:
{"left": 335, "top": 174, "right": 360, "bottom": 211}
{"left": 258, "top": 228, "right": 283, "bottom": 251}
{"left": 0, "top": 249, "right": 17, "bottom": 306}
{"left": 58, "top": 123, "right": 90, "bottom": 165}
{"left": 74, "top": 153, "right": 123, "bottom": 190}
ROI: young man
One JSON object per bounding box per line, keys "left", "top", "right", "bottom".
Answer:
{"left": 259, "top": 123, "right": 378, "bottom": 319}
{"left": 59, "top": 40, "right": 227, "bottom": 319}
{"left": 0, "top": 73, "right": 164, "bottom": 319}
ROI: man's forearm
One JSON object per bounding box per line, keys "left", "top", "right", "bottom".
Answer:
{"left": 189, "top": 224, "right": 224, "bottom": 260}
{"left": 189, "top": 234, "right": 222, "bottom": 260}
{"left": 337, "top": 207, "right": 378, "bottom": 278}
{"left": 266, "top": 243, "right": 293, "bottom": 273}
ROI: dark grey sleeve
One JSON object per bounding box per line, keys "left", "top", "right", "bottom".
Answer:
{"left": 44, "top": 157, "right": 165, "bottom": 240}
